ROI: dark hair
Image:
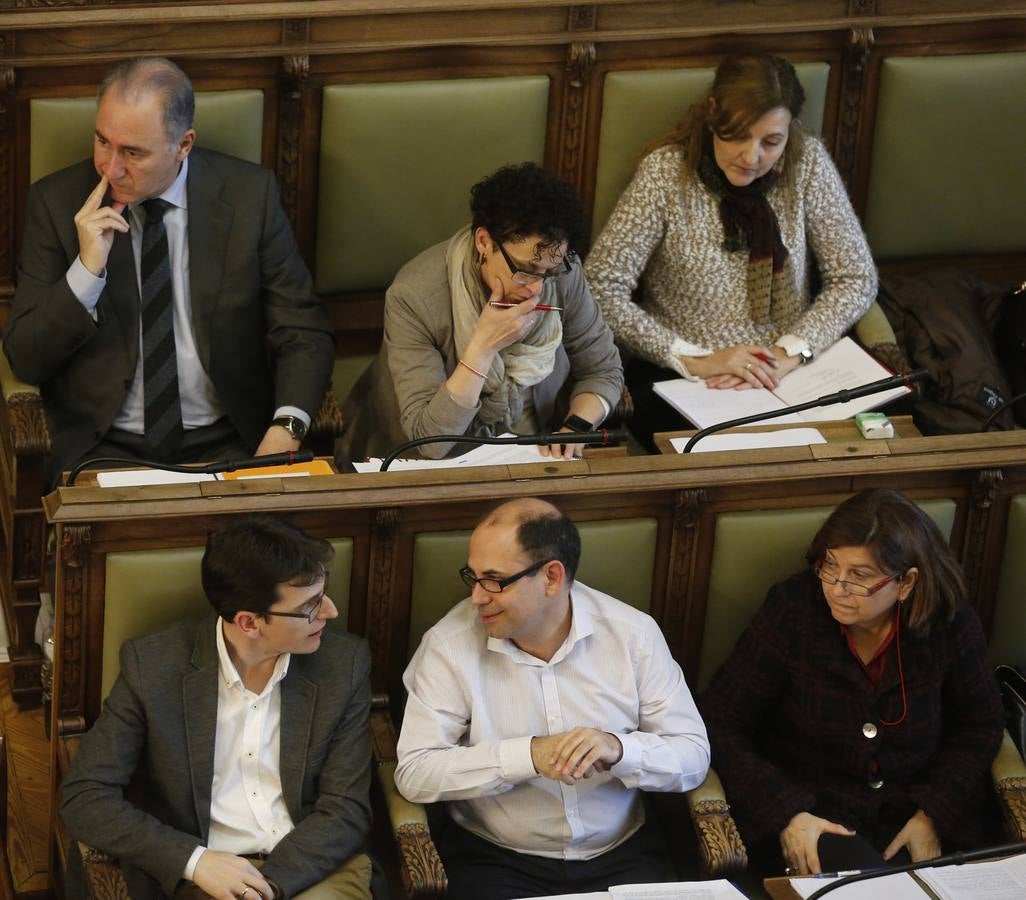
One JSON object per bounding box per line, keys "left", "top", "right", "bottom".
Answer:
{"left": 516, "top": 508, "right": 582, "bottom": 584}
{"left": 806, "top": 489, "right": 964, "bottom": 634}
{"left": 201, "top": 515, "right": 333, "bottom": 622}
{"left": 99, "top": 57, "right": 195, "bottom": 143}
{"left": 654, "top": 53, "right": 806, "bottom": 189}
{"left": 470, "top": 162, "right": 587, "bottom": 257}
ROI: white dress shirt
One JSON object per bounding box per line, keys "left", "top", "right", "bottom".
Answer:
{"left": 395, "top": 582, "right": 710, "bottom": 861}
{"left": 184, "top": 620, "right": 295, "bottom": 880}
{"left": 66, "top": 158, "right": 309, "bottom": 431}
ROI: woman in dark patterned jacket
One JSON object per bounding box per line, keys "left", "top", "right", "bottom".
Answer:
{"left": 701, "top": 488, "right": 1005, "bottom": 877}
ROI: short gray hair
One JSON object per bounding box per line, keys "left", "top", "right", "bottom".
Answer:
{"left": 98, "top": 57, "right": 195, "bottom": 143}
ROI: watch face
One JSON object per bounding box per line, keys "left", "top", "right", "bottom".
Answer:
{"left": 275, "top": 417, "right": 306, "bottom": 440}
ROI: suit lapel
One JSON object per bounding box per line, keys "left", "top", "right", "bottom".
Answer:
{"left": 105, "top": 228, "right": 141, "bottom": 370}
{"left": 183, "top": 623, "right": 220, "bottom": 841}
{"left": 185, "top": 150, "right": 233, "bottom": 370}
{"left": 279, "top": 665, "right": 316, "bottom": 822}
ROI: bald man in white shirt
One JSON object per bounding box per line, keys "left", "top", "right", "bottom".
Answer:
{"left": 395, "top": 498, "right": 710, "bottom": 899}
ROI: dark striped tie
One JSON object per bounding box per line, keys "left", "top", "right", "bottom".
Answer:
{"left": 140, "top": 198, "right": 183, "bottom": 458}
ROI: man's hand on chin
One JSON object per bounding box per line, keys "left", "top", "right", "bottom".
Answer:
{"left": 254, "top": 425, "right": 301, "bottom": 456}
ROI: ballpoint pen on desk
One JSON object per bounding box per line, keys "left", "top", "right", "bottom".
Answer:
{"left": 754, "top": 352, "right": 779, "bottom": 366}
{"left": 489, "top": 301, "right": 563, "bottom": 311}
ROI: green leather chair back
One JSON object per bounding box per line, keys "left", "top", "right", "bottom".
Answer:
{"left": 315, "top": 76, "right": 549, "bottom": 293}
{"left": 696, "top": 499, "right": 956, "bottom": 692}
{"left": 407, "top": 518, "right": 658, "bottom": 661}
{"left": 333, "top": 355, "right": 376, "bottom": 406}
{"left": 864, "top": 52, "right": 1026, "bottom": 259}
{"left": 100, "top": 538, "right": 353, "bottom": 700}
{"left": 591, "top": 62, "right": 830, "bottom": 240}
{"left": 29, "top": 90, "right": 265, "bottom": 184}
{"left": 990, "top": 494, "right": 1026, "bottom": 667}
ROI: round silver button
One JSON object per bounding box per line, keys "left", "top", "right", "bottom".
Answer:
{"left": 868, "top": 777, "right": 884, "bottom": 790}
{"left": 863, "top": 722, "right": 878, "bottom": 739}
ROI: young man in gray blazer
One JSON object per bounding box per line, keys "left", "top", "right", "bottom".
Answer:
{"left": 60, "top": 516, "right": 375, "bottom": 899}
{"left": 5, "top": 57, "right": 334, "bottom": 486}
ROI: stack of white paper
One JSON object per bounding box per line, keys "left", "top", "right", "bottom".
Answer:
{"left": 354, "top": 434, "right": 576, "bottom": 472}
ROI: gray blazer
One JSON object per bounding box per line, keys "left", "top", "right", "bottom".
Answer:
{"left": 5, "top": 149, "right": 335, "bottom": 483}
{"left": 59, "top": 615, "right": 372, "bottom": 899}
{"left": 337, "top": 237, "right": 623, "bottom": 464}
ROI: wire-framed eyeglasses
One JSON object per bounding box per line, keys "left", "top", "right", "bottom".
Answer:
{"left": 497, "top": 242, "right": 574, "bottom": 286}
{"left": 459, "top": 558, "right": 551, "bottom": 594}
{"left": 263, "top": 573, "right": 330, "bottom": 623}
{"left": 814, "top": 565, "right": 901, "bottom": 597}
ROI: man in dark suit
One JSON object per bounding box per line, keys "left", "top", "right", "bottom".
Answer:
{"left": 60, "top": 515, "right": 375, "bottom": 899}
{"left": 4, "top": 57, "right": 334, "bottom": 485}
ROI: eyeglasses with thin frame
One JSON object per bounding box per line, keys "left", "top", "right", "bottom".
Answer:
{"left": 496, "top": 242, "right": 574, "bottom": 286}
{"left": 263, "top": 572, "right": 330, "bottom": 624}
{"left": 814, "top": 564, "right": 902, "bottom": 597}
{"left": 459, "top": 558, "right": 552, "bottom": 594}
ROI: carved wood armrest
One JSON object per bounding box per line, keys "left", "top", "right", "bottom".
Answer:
{"left": 993, "top": 730, "right": 1026, "bottom": 843}
{"left": 370, "top": 705, "right": 447, "bottom": 897}
{"left": 2, "top": 389, "right": 51, "bottom": 456}
{"left": 685, "top": 769, "right": 748, "bottom": 878}
{"left": 78, "top": 842, "right": 130, "bottom": 900}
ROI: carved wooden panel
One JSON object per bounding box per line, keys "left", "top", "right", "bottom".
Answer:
{"left": 556, "top": 42, "right": 595, "bottom": 194}
{"left": 56, "top": 524, "right": 90, "bottom": 717}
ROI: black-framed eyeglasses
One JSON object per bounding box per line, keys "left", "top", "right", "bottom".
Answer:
{"left": 814, "top": 565, "right": 901, "bottom": 598}
{"left": 263, "top": 573, "right": 330, "bottom": 623}
{"left": 496, "top": 242, "right": 574, "bottom": 286}
{"left": 459, "top": 558, "right": 551, "bottom": 594}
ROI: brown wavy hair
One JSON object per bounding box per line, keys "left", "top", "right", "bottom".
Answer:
{"left": 805, "top": 489, "right": 964, "bottom": 635}
{"left": 651, "top": 53, "right": 807, "bottom": 189}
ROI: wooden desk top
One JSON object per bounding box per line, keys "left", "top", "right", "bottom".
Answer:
{"left": 654, "top": 415, "right": 922, "bottom": 455}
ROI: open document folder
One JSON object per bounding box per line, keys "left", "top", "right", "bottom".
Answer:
{"left": 353, "top": 434, "right": 573, "bottom": 472}
{"left": 516, "top": 879, "right": 747, "bottom": 899}
{"left": 654, "top": 337, "right": 910, "bottom": 429}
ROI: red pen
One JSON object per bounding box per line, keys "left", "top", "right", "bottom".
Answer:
{"left": 489, "top": 301, "right": 563, "bottom": 312}
{"left": 754, "top": 352, "right": 778, "bottom": 367}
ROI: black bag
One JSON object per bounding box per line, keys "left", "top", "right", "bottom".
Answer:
{"left": 877, "top": 268, "right": 1016, "bottom": 434}
{"left": 993, "top": 280, "right": 1026, "bottom": 426}
{"left": 996, "top": 663, "right": 1026, "bottom": 762}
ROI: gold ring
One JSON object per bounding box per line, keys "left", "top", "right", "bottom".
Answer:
{"left": 745, "top": 362, "right": 754, "bottom": 371}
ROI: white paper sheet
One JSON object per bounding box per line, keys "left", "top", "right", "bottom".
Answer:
{"left": 670, "top": 427, "right": 827, "bottom": 454}
{"left": 917, "top": 853, "right": 1026, "bottom": 899}
{"left": 789, "top": 871, "right": 923, "bottom": 899}
{"left": 354, "top": 434, "right": 573, "bottom": 472}
{"left": 514, "top": 881, "right": 747, "bottom": 900}
{"left": 96, "top": 469, "right": 216, "bottom": 487}
{"left": 654, "top": 337, "right": 909, "bottom": 429}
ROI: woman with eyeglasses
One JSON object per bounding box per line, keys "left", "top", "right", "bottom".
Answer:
{"left": 585, "top": 54, "right": 877, "bottom": 449}
{"left": 700, "top": 489, "right": 1004, "bottom": 878}
{"left": 336, "top": 162, "right": 623, "bottom": 466}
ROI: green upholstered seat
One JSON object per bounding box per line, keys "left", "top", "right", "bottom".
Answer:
{"left": 29, "top": 89, "right": 265, "bottom": 184}
{"left": 315, "top": 76, "right": 549, "bottom": 293}
{"left": 864, "top": 52, "right": 1026, "bottom": 259}
{"left": 100, "top": 538, "right": 353, "bottom": 699}
{"left": 333, "top": 354, "right": 376, "bottom": 405}
{"left": 696, "top": 499, "right": 956, "bottom": 691}
{"left": 591, "top": 62, "right": 829, "bottom": 240}
{"left": 990, "top": 494, "right": 1026, "bottom": 667}
{"left": 407, "top": 518, "right": 657, "bottom": 661}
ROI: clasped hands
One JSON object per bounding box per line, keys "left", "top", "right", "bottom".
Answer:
{"left": 780, "top": 809, "right": 940, "bottom": 876}
{"left": 530, "top": 727, "right": 623, "bottom": 785}
{"left": 682, "top": 344, "right": 801, "bottom": 391}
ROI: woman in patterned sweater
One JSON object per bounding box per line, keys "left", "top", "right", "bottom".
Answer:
{"left": 586, "top": 54, "right": 877, "bottom": 446}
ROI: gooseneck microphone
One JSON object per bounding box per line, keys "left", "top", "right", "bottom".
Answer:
{"left": 804, "top": 840, "right": 1026, "bottom": 899}
{"left": 681, "top": 368, "right": 931, "bottom": 453}
{"left": 66, "top": 450, "right": 315, "bottom": 486}
{"left": 378, "top": 430, "right": 628, "bottom": 472}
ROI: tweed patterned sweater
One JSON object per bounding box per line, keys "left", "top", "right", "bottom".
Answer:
{"left": 585, "top": 137, "right": 878, "bottom": 374}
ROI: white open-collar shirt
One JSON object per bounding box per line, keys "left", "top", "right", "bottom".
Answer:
{"left": 395, "top": 582, "right": 710, "bottom": 860}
